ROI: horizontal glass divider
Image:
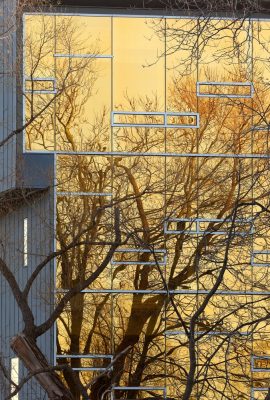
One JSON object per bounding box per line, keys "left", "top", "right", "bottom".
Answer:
{"left": 165, "top": 217, "right": 253, "bottom": 222}
{"left": 252, "top": 356, "right": 270, "bottom": 359}
{"left": 113, "top": 387, "right": 166, "bottom": 391}
{"left": 251, "top": 250, "right": 270, "bottom": 267}
{"left": 24, "top": 76, "right": 56, "bottom": 80}
{"left": 112, "top": 248, "right": 167, "bottom": 266}
{"left": 23, "top": 90, "right": 57, "bottom": 94}
{"left": 113, "top": 111, "right": 165, "bottom": 115}
{"left": 24, "top": 76, "right": 57, "bottom": 95}
{"left": 111, "top": 123, "right": 198, "bottom": 128}
{"left": 24, "top": 13, "right": 270, "bottom": 22}
{"left": 251, "top": 369, "right": 270, "bottom": 372}
{"left": 54, "top": 53, "right": 113, "bottom": 58}
{"left": 56, "top": 354, "right": 113, "bottom": 358}
{"left": 114, "top": 249, "right": 166, "bottom": 252}
{"left": 54, "top": 289, "right": 270, "bottom": 295}
{"left": 252, "top": 125, "right": 270, "bottom": 131}
{"left": 251, "top": 264, "right": 270, "bottom": 267}
{"left": 71, "top": 367, "right": 109, "bottom": 371}
{"left": 197, "top": 94, "right": 253, "bottom": 99}
{"left": 196, "top": 81, "right": 254, "bottom": 98}
{"left": 164, "top": 330, "right": 249, "bottom": 336}
{"left": 198, "top": 81, "right": 254, "bottom": 86}
{"left": 111, "top": 261, "right": 167, "bottom": 265}
{"left": 164, "top": 230, "right": 250, "bottom": 236}
{"left": 252, "top": 251, "right": 270, "bottom": 253}
{"left": 24, "top": 150, "right": 270, "bottom": 159}
{"left": 251, "top": 355, "right": 270, "bottom": 372}
{"left": 57, "top": 192, "right": 112, "bottom": 196}
{"left": 111, "top": 111, "right": 200, "bottom": 129}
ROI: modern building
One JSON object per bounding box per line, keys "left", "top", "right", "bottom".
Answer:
{"left": 1, "top": 0, "right": 270, "bottom": 399}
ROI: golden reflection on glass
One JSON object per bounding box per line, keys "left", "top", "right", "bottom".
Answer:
{"left": 253, "top": 22, "right": 270, "bottom": 84}
{"left": 165, "top": 239, "right": 197, "bottom": 291}
{"left": 112, "top": 247, "right": 166, "bottom": 291}
{"left": 166, "top": 335, "right": 195, "bottom": 398}
{"left": 165, "top": 296, "right": 197, "bottom": 398}
{"left": 198, "top": 96, "right": 252, "bottom": 154}
{"left": 198, "top": 20, "right": 251, "bottom": 81}
{"left": 25, "top": 93, "right": 55, "bottom": 151}
{"left": 113, "top": 127, "right": 164, "bottom": 153}
{"left": 56, "top": 195, "right": 112, "bottom": 289}
{"left": 25, "top": 15, "right": 55, "bottom": 78}
{"left": 56, "top": 155, "right": 112, "bottom": 193}
{"left": 113, "top": 294, "right": 165, "bottom": 387}
{"left": 24, "top": 13, "right": 270, "bottom": 398}
{"left": 197, "top": 334, "right": 251, "bottom": 399}
{"left": 113, "top": 156, "right": 165, "bottom": 241}
{"left": 198, "top": 294, "right": 252, "bottom": 331}
{"left": 198, "top": 237, "right": 252, "bottom": 291}
{"left": 57, "top": 293, "right": 112, "bottom": 354}
{"left": 197, "top": 158, "right": 253, "bottom": 218}
{"left": 113, "top": 17, "right": 165, "bottom": 112}
{"left": 166, "top": 127, "right": 197, "bottom": 153}
{"left": 165, "top": 157, "right": 198, "bottom": 218}
{"left": 166, "top": 19, "right": 197, "bottom": 113}
{"left": 55, "top": 57, "right": 111, "bottom": 152}
{"left": 252, "top": 307, "right": 270, "bottom": 394}
{"left": 55, "top": 16, "right": 111, "bottom": 55}
{"left": 252, "top": 129, "right": 270, "bottom": 154}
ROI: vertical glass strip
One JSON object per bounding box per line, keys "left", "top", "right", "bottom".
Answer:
{"left": 10, "top": 357, "right": 19, "bottom": 400}
{"left": 23, "top": 218, "right": 28, "bottom": 267}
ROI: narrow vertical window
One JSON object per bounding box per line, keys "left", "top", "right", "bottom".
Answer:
{"left": 11, "top": 357, "right": 19, "bottom": 399}
{"left": 23, "top": 218, "right": 28, "bottom": 267}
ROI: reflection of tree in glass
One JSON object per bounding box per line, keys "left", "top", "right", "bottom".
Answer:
{"left": 4, "top": 9, "right": 270, "bottom": 400}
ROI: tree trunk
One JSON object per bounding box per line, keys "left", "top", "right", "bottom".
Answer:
{"left": 11, "top": 333, "right": 74, "bottom": 400}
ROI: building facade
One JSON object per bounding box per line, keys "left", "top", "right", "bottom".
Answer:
{"left": 1, "top": 1, "right": 270, "bottom": 399}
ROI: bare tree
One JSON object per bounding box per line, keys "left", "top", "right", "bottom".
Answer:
{"left": 2, "top": 2, "right": 270, "bottom": 400}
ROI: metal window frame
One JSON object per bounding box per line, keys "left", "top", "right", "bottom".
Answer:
{"left": 111, "top": 248, "right": 167, "bottom": 266}
{"left": 251, "top": 355, "right": 270, "bottom": 372}
{"left": 252, "top": 125, "right": 270, "bottom": 131}
{"left": 111, "top": 386, "right": 167, "bottom": 400}
{"left": 57, "top": 191, "right": 112, "bottom": 197}
{"left": 24, "top": 77, "right": 57, "bottom": 94}
{"left": 54, "top": 53, "right": 113, "bottom": 59}
{"left": 111, "top": 111, "right": 200, "bottom": 129}
{"left": 23, "top": 11, "right": 270, "bottom": 22}
{"left": 55, "top": 288, "right": 270, "bottom": 295}
{"left": 164, "top": 217, "right": 253, "bottom": 236}
{"left": 56, "top": 354, "right": 113, "bottom": 358}
{"left": 24, "top": 149, "right": 270, "bottom": 159}
{"left": 56, "top": 354, "right": 113, "bottom": 371}
{"left": 196, "top": 81, "right": 254, "bottom": 98}
{"left": 251, "top": 388, "right": 269, "bottom": 400}
{"left": 164, "top": 330, "right": 249, "bottom": 336}
{"left": 251, "top": 250, "right": 270, "bottom": 267}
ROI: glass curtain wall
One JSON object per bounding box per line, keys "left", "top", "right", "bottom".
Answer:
{"left": 24, "top": 13, "right": 270, "bottom": 400}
